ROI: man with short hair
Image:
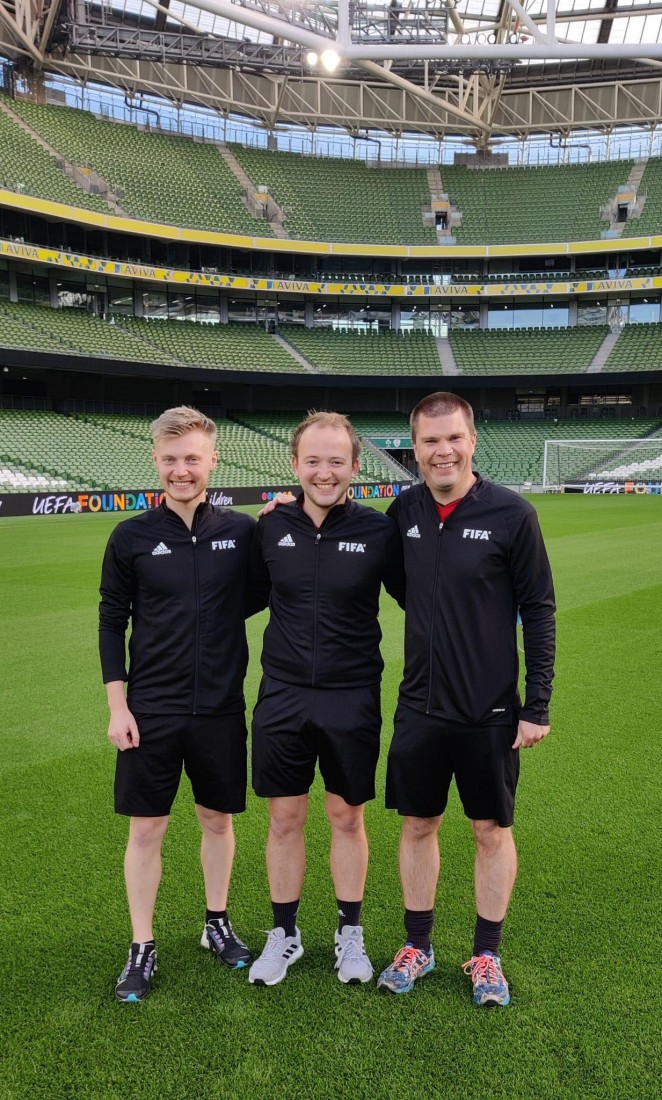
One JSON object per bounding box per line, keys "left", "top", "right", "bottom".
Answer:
{"left": 247, "top": 412, "right": 404, "bottom": 987}
{"left": 377, "top": 391, "right": 555, "bottom": 1006}
{"left": 99, "top": 406, "right": 261, "bottom": 1002}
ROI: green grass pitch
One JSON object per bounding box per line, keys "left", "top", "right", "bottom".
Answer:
{"left": 0, "top": 495, "right": 659, "bottom": 1100}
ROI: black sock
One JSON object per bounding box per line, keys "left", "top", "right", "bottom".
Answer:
{"left": 473, "top": 915, "right": 504, "bottom": 956}
{"left": 206, "top": 909, "right": 228, "bottom": 924}
{"left": 404, "top": 909, "right": 434, "bottom": 952}
{"left": 272, "top": 900, "right": 299, "bottom": 938}
{"left": 337, "top": 899, "right": 363, "bottom": 932}
{"left": 132, "top": 939, "right": 155, "bottom": 951}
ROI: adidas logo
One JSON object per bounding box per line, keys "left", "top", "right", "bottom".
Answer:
{"left": 406, "top": 525, "right": 421, "bottom": 539}
{"left": 151, "top": 542, "right": 171, "bottom": 556}
{"left": 278, "top": 533, "right": 296, "bottom": 548}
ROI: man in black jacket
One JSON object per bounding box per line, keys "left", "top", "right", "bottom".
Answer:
{"left": 99, "top": 406, "right": 263, "bottom": 1002}
{"left": 247, "top": 412, "right": 405, "bottom": 987}
{"left": 376, "top": 392, "right": 555, "bottom": 1006}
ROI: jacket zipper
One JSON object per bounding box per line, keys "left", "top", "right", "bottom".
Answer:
{"left": 426, "top": 520, "right": 445, "bottom": 715}
{"left": 191, "top": 512, "right": 200, "bottom": 714}
{"left": 311, "top": 531, "right": 322, "bottom": 686}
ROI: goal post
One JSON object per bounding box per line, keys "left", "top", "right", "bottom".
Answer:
{"left": 543, "top": 438, "right": 662, "bottom": 491}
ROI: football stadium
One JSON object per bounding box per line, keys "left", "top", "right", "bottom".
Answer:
{"left": 0, "top": 2, "right": 660, "bottom": 1098}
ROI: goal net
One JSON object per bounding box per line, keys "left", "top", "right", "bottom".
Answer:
{"left": 543, "top": 437, "right": 662, "bottom": 491}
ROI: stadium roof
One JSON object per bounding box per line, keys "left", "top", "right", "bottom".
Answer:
{"left": 2, "top": 2, "right": 662, "bottom": 142}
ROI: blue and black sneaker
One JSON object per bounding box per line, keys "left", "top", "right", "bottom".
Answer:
{"left": 462, "top": 951, "right": 511, "bottom": 1006}
{"left": 201, "top": 919, "right": 252, "bottom": 969}
{"left": 115, "top": 942, "right": 158, "bottom": 1003}
{"left": 376, "top": 943, "right": 435, "bottom": 994}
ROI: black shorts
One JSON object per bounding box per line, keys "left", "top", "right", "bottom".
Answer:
{"left": 385, "top": 703, "right": 520, "bottom": 827}
{"left": 114, "top": 711, "right": 248, "bottom": 817}
{"left": 252, "top": 675, "right": 381, "bottom": 806}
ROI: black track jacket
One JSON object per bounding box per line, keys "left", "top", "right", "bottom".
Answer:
{"left": 99, "top": 501, "right": 265, "bottom": 714}
{"left": 252, "top": 495, "right": 405, "bottom": 688}
{"left": 388, "top": 476, "right": 555, "bottom": 726}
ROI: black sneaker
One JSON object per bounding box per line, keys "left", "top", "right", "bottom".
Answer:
{"left": 201, "top": 919, "right": 252, "bottom": 969}
{"left": 115, "top": 942, "right": 158, "bottom": 1003}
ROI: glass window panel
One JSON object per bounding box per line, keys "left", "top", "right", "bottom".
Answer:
{"left": 143, "top": 290, "right": 168, "bottom": 318}
{"left": 629, "top": 299, "right": 660, "bottom": 323}
{"left": 227, "top": 297, "right": 256, "bottom": 322}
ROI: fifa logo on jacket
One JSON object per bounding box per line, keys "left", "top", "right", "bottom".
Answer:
{"left": 463, "top": 529, "right": 491, "bottom": 540}
{"left": 338, "top": 541, "right": 366, "bottom": 553}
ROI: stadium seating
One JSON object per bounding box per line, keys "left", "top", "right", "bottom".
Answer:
{"left": 116, "top": 317, "right": 303, "bottom": 372}
{"left": 449, "top": 326, "right": 610, "bottom": 375}
{"left": 230, "top": 145, "right": 437, "bottom": 244}
{"left": 623, "top": 157, "right": 662, "bottom": 238}
{"left": 0, "top": 301, "right": 176, "bottom": 363}
{"left": 442, "top": 161, "right": 632, "bottom": 244}
{"left": 279, "top": 326, "right": 442, "bottom": 375}
{"left": 6, "top": 96, "right": 266, "bottom": 235}
{"left": 474, "top": 418, "right": 661, "bottom": 484}
{"left": 603, "top": 322, "right": 662, "bottom": 371}
{"left": 0, "top": 99, "right": 109, "bottom": 212}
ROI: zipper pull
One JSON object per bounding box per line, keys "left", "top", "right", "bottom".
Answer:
{"left": 316, "top": 533, "right": 321, "bottom": 543}
{"left": 192, "top": 535, "right": 197, "bottom": 544}
{"left": 438, "top": 522, "right": 444, "bottom": 532}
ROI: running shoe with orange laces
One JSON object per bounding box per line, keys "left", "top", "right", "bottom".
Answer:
{"left": 462, "top": 951, "right": 511, "bottom": 1006}
{"left": 376, "top": 943, "right": 435, "bottom": 994}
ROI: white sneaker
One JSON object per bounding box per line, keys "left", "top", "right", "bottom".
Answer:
{"left": 334, "top": 925, "right": 374, "bottom": 984}
{"left": 248, "top": 927, "right": 303, "bottom": 986}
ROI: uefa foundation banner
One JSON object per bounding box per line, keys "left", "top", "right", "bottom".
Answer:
{"left": 0, "top": 482, "right": 412, "bottom": 517}
{"left": 565, "top": 481, "right": 662, "bottom": 494}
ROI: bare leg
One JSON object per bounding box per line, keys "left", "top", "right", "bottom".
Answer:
{"left": 266, "top": 795, "right": 308, "bottom": 903}
{"left": 399, "top": 815, "right": 443, "bottom": 910}
{"left": 325, "top": 792, "right": 368, "bottom": 901}
{"left": 196, "top": 805, "right": 235, "bottom": 911}
{"left": 472, "top": 819, "right": 518, "bottom": 922}
{"left": 124, "top": 816, "right": 169, "bottom": 941}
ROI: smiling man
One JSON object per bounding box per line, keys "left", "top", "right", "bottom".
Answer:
{"left": 99, "top": 406, "right": 262, "bottom": 1002}
{"left": 377, "top": 392, "right": 556, "bottom": 1006}
{"left": 247, "top": 412, "right": 404, "bottom": 987}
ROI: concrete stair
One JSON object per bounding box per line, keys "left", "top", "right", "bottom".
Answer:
{"left": 274, "top": 332, "right": 318, "bottom": 373}
{"left": 587, "top": 329, "right": 621, "bottom": 373}
{"left": 218, "top": 144, "right": 289, "bottom": 237}
{"left": 436, "top": 336, "right": 461, "bottom": 375}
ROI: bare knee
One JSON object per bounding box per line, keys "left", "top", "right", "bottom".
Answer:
{"left": 472, "top": 819, "right": 513, "bottom": 855}
{"left": 326, "top": 795, "right": 364, "bottom": 837}
{"left": 402, "top": 815, "right": 442, "bottom": 843}
{"left": 269, "top": 797, "right": 307, "bottom": 841}
{"left": 196, "top": 805, "right": 233, "bottom": 837}
{"left": 128, "top": 815, "right": 169, "bottom": 849}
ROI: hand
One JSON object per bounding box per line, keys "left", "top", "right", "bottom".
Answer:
{"left": 108, "top": 706, "right": 140, "bottom": 751}
{"left": 258, "top": 490, "right": 296, "bottom": 517}
{"left": 512, "top": 719, "right": 549, "bottom": 749}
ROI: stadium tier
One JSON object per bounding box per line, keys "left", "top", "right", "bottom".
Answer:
{"left": 116, "top": 317, "right": 303, "bottom": 372}
{"left": 0, "top": 301, "right": 176, "bottom": 363}
{"left": 5, "top": 95, "right": 659, "bottom": 247}
{"left": 449, "top": 326, "right": 610, "bottom": 375}
{"left": 474, "top": 418, "right": 661, "bottom": 484}
{"left": 0, "top": 410, "right": 403, "bottom": 490}
{"left": 3, "top": 409, "right": 658, "bottom": 491}
{"left": 0, "top": 98, "right": 109, "bottom": 213}
{"left": 230, "top": 144, "right": 437, "bottom": 245}
{"left": 604, "top": 321, "right": 662, "bottom": 372}
{"left": 279, "top": 326, "right": 442, "bottom": 375}
{"left": 5, "top": 97, "right": 265, "bottom": 235}
{"left": 442, "top": 162, "right": 633, "bottom": 245}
